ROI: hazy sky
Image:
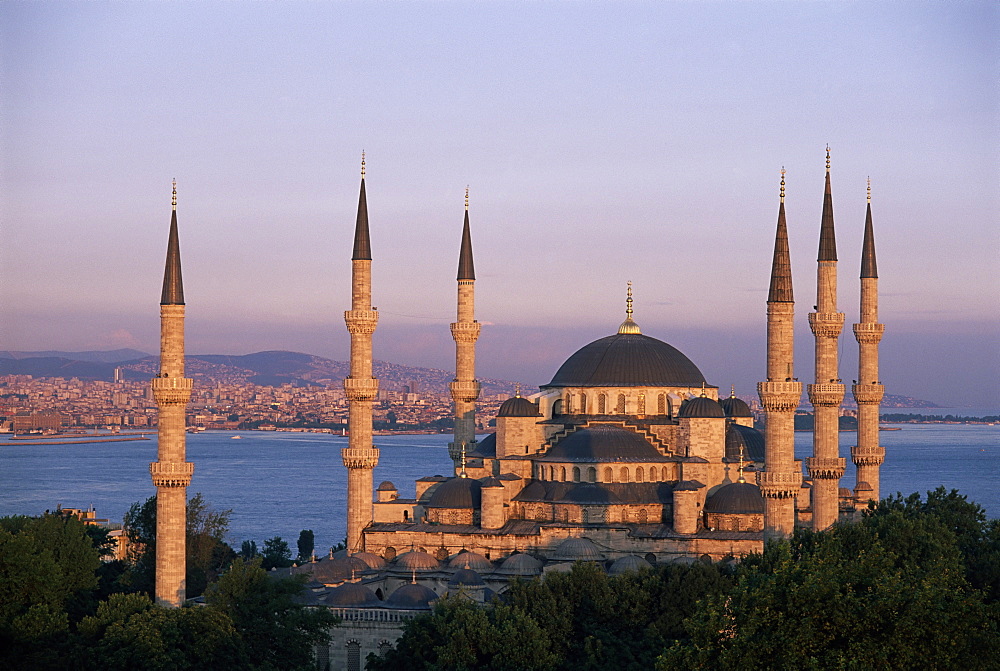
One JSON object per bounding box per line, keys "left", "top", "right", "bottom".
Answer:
{"left": 2, "top": 1, "right": 997, "bottom": 407}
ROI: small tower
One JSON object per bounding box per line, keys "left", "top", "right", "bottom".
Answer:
{"left": 757, "top": 168, "right": 803, "bottom": 541}
{"left": 448, "top": 188, "right": 482, "bottom": 473}
{"left": 852, "top": 179, "right": 885, "bottom": 503}
{"left": 807, "top": 147, "right": 847, "bottom": 530}
{"left": 343, "top": 155, "right": 380, "bottom": 553}
{"left": 150, "top": 180, "right": 194, "bottom": 607}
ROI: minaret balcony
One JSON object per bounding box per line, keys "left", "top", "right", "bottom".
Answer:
{"left": 450, "top": 321, "right": 481, "bottom": 343}
{"left": 850, "top": 444, "right": 886, "bottom": 466}
{"left": 150, "top": 461, "right": 194, "bottom": 488}
{"left": 756, "top": 470, "right": 802, "bottom": 498}
{"left": 852, "top": 322, "right": 885, "bottom": 344}
{"left": 808, "top": 312, "right": 845, "bottom": 338}
{"left": 757, "top": 381, "right": 802, "bottom": 412}
{"left": 342, "top": 446, "right": 380, "bottom": 469}
{"left": 151, "top": 377, "right": 193, "bottom": 405}
{"left": 806, "top": 456, "right": 846, "bottom": 479}
{"left": 852, "top": 383, "right": 884, "bottom": 404}
{"left": 449, "top": 379, "right": 482, "bottom": 402}
{"left": 344, "top": 377, "right": 379, "bottom": 401}
{"left": 344, "top": 310, "right": 379, "bottom": 334}
{"left": 807, "top": 383, "right": 845, "bottom": 406}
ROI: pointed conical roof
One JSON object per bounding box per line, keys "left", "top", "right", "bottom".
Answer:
{"left": 768, "top": 200, "right": 793, "bottom": 303}
{"left": 457, "top": 208, "right": 475, "bottom": 280}
{"left": 860, "top": 201, "right": 877, "bottom": 278}
{"left": 160, "top": 205, "right": 185, "bottom": 305}
{"left": 352, "top": 177, "right": 371, "bottom": 261}
{"left": 818, "top": 168, "right": 837, "bottom": 262}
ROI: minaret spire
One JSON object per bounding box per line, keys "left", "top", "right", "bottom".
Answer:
{"left": 618, "top": 281, "right": 641, "bottom": 334}
{"left": 758, "top": 167, "right": 802, "bottom": 541}
{"left": 852, "top": 178, "right": 885, "bottom": 503}
{"left": 450, "top": 188, "right": 482, "bottom": 472}
{"left": 343, "top": 156, "right": 380, "bottom": 553}
{"left": 807, "top": 147, "right": 846, "bottom": 531}
{"left": 150, "top": 179, "right": 194, "bottom": 606}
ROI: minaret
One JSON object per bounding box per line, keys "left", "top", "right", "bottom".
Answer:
{"left": 757, "top": 168, "right": 803, "bottom": 541}
{"left": 807, "top": 147, "right": 846, "bottom": 530}
{"left": 150, "top": 179, "right": 194, "bottom": 606}
{"left": 448, "top": 187, "right": 482, "bottom": 473}
{"left": 852, "top": 179, "right": 885, "bottom": 502}
{"left": 342, "top": 154, "right": 380, "bottom": 553}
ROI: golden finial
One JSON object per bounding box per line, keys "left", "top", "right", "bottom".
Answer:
{"left": 465, "top": 185, "right": 469, "bottom": 211}
{"left": 867, "top": 176, "right": 871, "bottom": 203}
{"left": 825, "top": 145, "right": 831, "bottom": 172}
{"left": 515, "top": 383, "right": 521, "bottom": 398}
{"left": 700, "top": 382, "right": 707, "bottom": 397}
{"left": 626, "top": 281, "right": 633, "bottom": 319}
{"left": 779, "top": 167, "right": 785, "bottom": 203}
{"left": 171, "top": 178, "right": 177, "bottom": 211}
{"left": 617, "top": 282, "right": 642, "bottom": 334}
{"left": 459, "top": 443, "right": 468, "bottom": 478}
{"left": 737, "top": 443, "right": 746, "bottom": 483}
{"left": 361, "top": 151, "right": 366, "bottom": 178}
{"left": 730, "top": 384, "right": 736, "bottom": 398}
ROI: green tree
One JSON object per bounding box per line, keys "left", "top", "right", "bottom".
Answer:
{"left": 296, "top": 530, "right": 315, "bottom": 562}
{"left": 240, "top": 539, "right": 259, "bottom": 560}
{"left": 261, "top": 536, "right": 293, "bottom": 570}
{"left": 204, "top": 557, "right": 336, "bottom": 670}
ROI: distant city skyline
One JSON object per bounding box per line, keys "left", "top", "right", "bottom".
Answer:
{"left": 2, "top": 2, "right": 997, "bottom": 407}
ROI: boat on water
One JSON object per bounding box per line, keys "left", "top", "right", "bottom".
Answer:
{"left": 231, "top": 435, "right": 242, "bottom": 439}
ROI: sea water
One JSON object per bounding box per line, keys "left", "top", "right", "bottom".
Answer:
{"left": 1, "top": 425, "right": 997, "bottom": 554}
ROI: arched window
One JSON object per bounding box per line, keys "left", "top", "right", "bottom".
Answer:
{"left": 638, "top": 393, "right": 646, "bottom": 415}
{"left": 636, "top": 467, "right": 644, "bottom": 483}
{"left": 661, "top": 466, "right": 668, "bottom": 481}
{"left": 565, "top": 394, "right": 573, "bottom": 414}
{"left": 552, "top": 399, "right": 563, "bottom": 415}
{"left": 378, "top": 641, "right": 392, "bottom": 657}
{"left": 580, "top": 393, "right": 587, "bottom": 414}
{"left": 582, "top": 509, "right": 590, "bottom": 523}
{"left": 604, "top": 467, "right": 613, "bottom": 483}
{"left": 384, "top": 547, "right": 397, "bottom": 561}
{"left": 620, "top": 467, "right": 629, "bottom": 483}
{"left": 572, "top": 467, "right": 581, "bottom": 482}
{"left": 561, "top": 466, "right": 567, "bottom": 481}
{"left": 403, "top": 510, "right": 409, "bottom": 521}
{"left": 658, "top": 393, "right": 666, "bottom": 414}
{"left": 587, "top": 466, "right": 597, "bottom": 483}
{"left": 598, "top": 394, "right": 607, "bottom": 414}
{"left": 616, "top": 393, "right": 626, "bottom": 413}
{"left": 346, "top": 641, "right": 361, "bottom": 671}
{"left": 638, "top": 509, "right": 648, "bottom": 523}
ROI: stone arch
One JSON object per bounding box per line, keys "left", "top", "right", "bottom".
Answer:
{"left": 661, "top": 466, "right": 668, "bottom": 481}
{"left": 346, "top": 640, "right": 362, "bottom": 671}
{"left": 598, "top": 393, "right": 607, "bottom": 414}
{"left": 378, "top": 640, "right": 392, "bottom": 657}
{"left": 616, "top": 393, "right": 626, "bottom": 413}
{"left": 572, "top": 466, "right": 581, "bottom": 482}
{"left": 580, "top": 393, "right": 587, "bottom": 414}
{"left": 638, "top": 508, "right": 648, "bottom": 523}
{"left": 552, "top": 399, "right": 564, "bottom": 415}
{"left": 620, "top": 467, "right": 629, "bottom": 483}
{"left": 603, "top": 467, "right": 613, "bottom": 483}
{"left": 561, "top": 466, "right": 567, "bottom": 481}
{"left": 587, "top": 466, "right": 597, "bottom": 483}
{"left": 636, "top": 467, "right": 644, "bottom": 483}
{"left": 435, "top": 547, "right": 449, "bottom": 561}
{"left": 564, "top": 393, "right": 573, "bottom": 414}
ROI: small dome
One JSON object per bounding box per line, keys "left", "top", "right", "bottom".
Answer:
{"left": 839, "top": 487, "right": 854, "bottom": 498}
{"left": 325, "top": 582, "right": 380, "bottom": 607}
{"left": 496, "top": 553, "right": 543, "bottom": 575}
{"left": 678, "top": 396, "right": 725, "bottom": 418}
{"left": 540, "top": 424, "right": 667, "bottom": 463}
{"left": 352, "top": 552, "right": 387, "bottom": 570}
{"left": 377, "top": 481, "right": 397, "bottom": 491}
{"left": 386, "top": 583, "right": 438, "bottom": 609}
{"left": 394, "top": 550, "right": 440, "bottom": 571}
{"left": 720, "top": 395, "right": 753, "bottom": 418}
{"left": 448, "top": 551, "right": 493, "bottom": 571}
{"left": 311, "top": 556, "right": 369, "bottom": 583}
{"left": 726, "top": 423, "right": 765, "bottom": 462}
{"left": 498, "top": 396, "right": 540, "bottom": 417}
{"left": 704, "top": 481, "right": 765, "bottom": 514}
{"left": 545, "top": 333, "right": 706, "bottom": 388}
{"left": 609, "top": 555, "right": 651, "bottom": 575}
{"left": 448, "top": 568, "right": 485, "bottom": 587}
{"left": 468, "top": 433, "right": 496, "bottom": 458}
{"left": 426, "top": 477, "right": 482, "bottom": 509}
{"left": 855, "top": 481, "right": 874, "bottom": 493}
{"left": 551, "top": 537, "right": 604, "bottom": 562}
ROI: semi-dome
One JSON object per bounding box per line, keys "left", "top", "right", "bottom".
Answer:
{"left": 704, "top": 481, "right": 765, "bottom": 514}
{"left": 467, "top": 433, "right": 496, "bottom": 458}
{"left": 497, "top": 396, "right": 540, "bottom": 417}
{"left": 678, "top": 396, "right": 726, "bottom": 418}
{"left": 425, "top": 477, "right": 482, "bottom": 509}
{"left": 325, "top": 582, "right": 380, "bottom": 607}
{"left": 544, "top": 332, "right": 706, "bottom": 388}
{"left": 448, "top": 551, "right": 493, "bottom": 571}
{"left": 540, "top": 424, "right": 667, "bottom": 463}
{"left": 394, "top": 550, "right": 440, "bottom": 571}
{"left": 496, "top": 552, "right": 543, "bottom": 575}
{"left": 386, "top": 583, "right": 438, "bottom": 609}
{"left": 551, "top": 537, "right": 604, "bottom": 562}
{"left": 720, "top": 395, "right": 753, "bottom": 418}
{"left": 726, "top": 423, "right": 765, "bottom": 462}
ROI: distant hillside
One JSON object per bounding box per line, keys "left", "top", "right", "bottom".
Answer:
{"left": 0, "top": 348, "right": 150, "bottom": 363}
{"left": 0, "top": 349, "right": 516, "bottom": 397}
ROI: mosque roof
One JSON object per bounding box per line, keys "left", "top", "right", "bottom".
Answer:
{"left": 678, "top": 396, "right": 726, "bottom": 419}
{"left": 448, "top": 568, "right": 486, "bottom": 587}
{"left": 719, "top": 395, "right": 753, "bottom": 418}
{"left": 514, "top": 480, "right": 675, "bottom": 505}
{"left": 551, "top": 537, "right": 604, "bottom": 561}
{"left": 704, "top": 481, "right": 765, "bottom": 514}
{"left": 307, "top": 556, "right": 369, "bottom": 583}
{"left": 495, "top": 553, "right": 544, "bottom": 575}
{"left": 726, "top": 423, "right": 765, "bottom": 463}
{"left": 386, "top": 583, "right": 438, "bottom": 609}
{"left": 393, "top": 550, "right": 440, "bottom": 571}
{"left": 426, "top": 476, "right": 482, "bottom": 509}
{"left": 448, "top": 551, "right": 494, "bottom": 571}
{"left": 467, "top": 433, "right": 496, "bottom": 458}
{"left": 609, "top": 555, "right": 652, "bottom": 575}
{"left": 543, "top": 332, "right": 706, "bottom": 388}
{"left": 539, "top": 425, "right": 669, "bottom": 463}
{"left": 325, "top": 582, "right": 380, "bottom": 607}
{"left": 377, "top": 481, "right": 397, "bottom": 491}
{"left": 498, "top": 396, "right": 540, "bottom": 417}
{"left": 352, "top": 552, "right": 387, "bottom": 570}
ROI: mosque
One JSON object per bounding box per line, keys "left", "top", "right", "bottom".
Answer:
{"left": 151, "top": 151, "right": 885, "bottom": 666}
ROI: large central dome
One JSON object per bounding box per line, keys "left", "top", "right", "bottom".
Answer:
{"left": 544, "top": 332, "right": 706, "bottom": 388}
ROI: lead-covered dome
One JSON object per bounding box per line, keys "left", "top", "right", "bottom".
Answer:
{"left": 498, "top": 396, "right": 540, "bottom": 417}
{"left": 426, "top": 477, "right": 482, "bottom": 509}
{"left": 704, "top": 481, "right": 765, "bottom": 514}
{"left": 539, "top": 424, "right": 668, "bottom": 463}
{"left": 544, "top": 333, "right": 706, "bottom": 388}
